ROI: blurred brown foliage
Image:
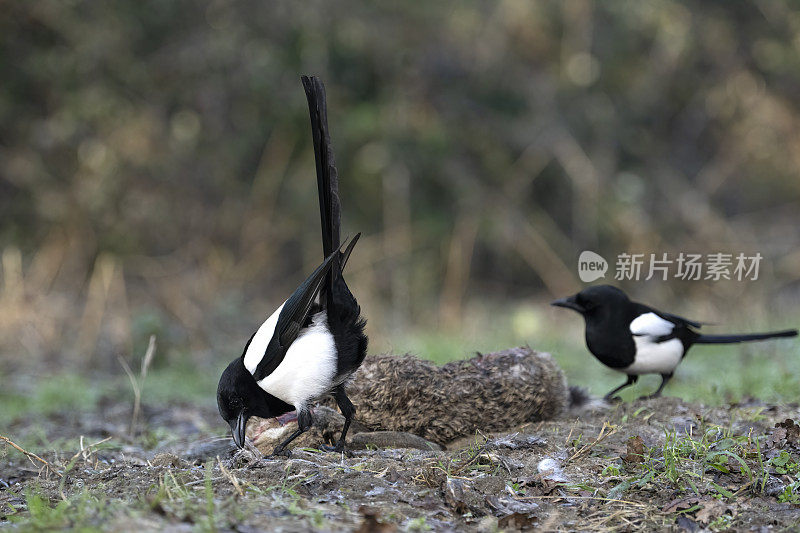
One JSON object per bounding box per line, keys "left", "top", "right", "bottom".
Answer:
{"left": 1, "top": 1, "right": 799, "bottom": 368}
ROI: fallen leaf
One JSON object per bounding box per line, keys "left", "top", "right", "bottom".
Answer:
{"left": 766, "top": 419, "right": 800, "bottom": 451}
{"left": 695, "top": 499, "right": 730, "bottom": 525}
{"left": 539, "top": 478, "right": 562, "bottom": 495}
{"left": 663, "top": 496, "right": 732, "bottom": 527}
{"left": 663, "top": 496, "right": 705, "bottom": 513}
{"left": 767, "top": 427, "right": 788, "bottom": 450}
{"left": 778, "top": 419, "right": 800, "bottom": 444}
{"left": 623, "top": 436, "right": 646, "bottom": 464}
{"left": 498, "top": 512, "right": 538, "bottom": 530}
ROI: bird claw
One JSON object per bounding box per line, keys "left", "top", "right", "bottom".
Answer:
{"left": 269, "top": 448, "right": 292, "bottom": 458}
{"left": 320, "top": 443, "right": 345, "bottom": 454}
{"left": 638, "top": 393, "right": 662, "bottom": 401}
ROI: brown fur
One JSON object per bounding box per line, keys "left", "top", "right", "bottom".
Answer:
{"left": 245, "top": 346, "right": 574, "bottom": 451}
{"left": 342, "top": 346, "right": 569, "bottom": 445}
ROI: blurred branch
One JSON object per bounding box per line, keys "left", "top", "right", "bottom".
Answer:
{"left": 76, "top": 254, "right": 116, "bottom": 359}
{"left": 439, "top": 211, "right": 479, "bottom": 328}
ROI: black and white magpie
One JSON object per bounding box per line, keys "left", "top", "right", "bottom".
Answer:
{"left": 217, "top": 76, "right": 368, "bottom": 455}
{"left": 552, "top": 285, "right": 797, "bottom": 400}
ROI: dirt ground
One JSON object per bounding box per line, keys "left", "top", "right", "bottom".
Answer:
{"left": 2, "top": 396, "right": 800, "bottom": 532}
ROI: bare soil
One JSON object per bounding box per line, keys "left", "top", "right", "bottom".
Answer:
{"left": 2, "top": 397, "right": 800, "bottom": 531}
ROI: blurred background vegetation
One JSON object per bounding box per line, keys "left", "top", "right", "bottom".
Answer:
{"left": 1, "top": 0, "right": 799, "bottom": 410}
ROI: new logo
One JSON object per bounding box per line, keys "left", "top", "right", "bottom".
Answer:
{"left": 578, "top": 251, "right": 608, "bottom": 282}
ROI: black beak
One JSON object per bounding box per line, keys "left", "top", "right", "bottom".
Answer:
{"left": 230, "top": 411, "right": 248, "bottom": 449}
{"left": 551, "top": 296, "right": 585, "bottom": 313}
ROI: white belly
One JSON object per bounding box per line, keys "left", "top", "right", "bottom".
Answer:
{"left": 256, "top": 311, "right": 337, "bottom": 409}
{"left": 623, "top": 337, "right": 683, "bottom": 375}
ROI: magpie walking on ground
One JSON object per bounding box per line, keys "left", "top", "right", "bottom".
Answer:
{"left": 217, "top": 76, "right": 368, "bottom": 455}
{"left": 552, "top": 285, "right": 797, "bottom": 400}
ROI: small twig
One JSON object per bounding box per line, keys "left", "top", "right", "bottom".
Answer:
{"left": 217, "top": 457, "right": 244, "bottom": 497}
{"left": 732, "top": 477, "right": 756, "bottom": 497}
{"left": 0, "top": 435, "right": 62, "bottom": 477}
{"left": 56, "top": 436, "right": 113, "bottom": 501}
{"left": 567, "top": 422, "right": 617, "bottom": 463}
{"left": 564, "top": 425, "right": 575, "bottom": 447}
{"left": 452, "top": 443, "right": 489, "bottom": 475}
{"left": 70, "top": 436, "right": 112, "bottom": 463}
{"left": 515, "top": 494, "right": 650, "bottom": 507}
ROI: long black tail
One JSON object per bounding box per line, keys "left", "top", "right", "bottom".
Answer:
{"left": 302, "top": 75, "right": 341, "bottom": 310}
{"left": 695, "top": 329, "right": 798, "bottom": 344}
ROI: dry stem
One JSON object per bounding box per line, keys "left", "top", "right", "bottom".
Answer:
{"left": 118, "top": 334, "right": 157, "bottom": 435}
{"left": 0, "top": 435, "right": 62, "bottom": 477}
{"left": 217, "top": 457, "right": 244, "bottom": 497}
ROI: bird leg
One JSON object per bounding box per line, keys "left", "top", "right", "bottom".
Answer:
{"left": 604, "top": 375, "right": 638, "bottom": 402}
{"left": 271, "top": 408, "right": 313, "bottom": 457}
{"left": 322, "top": 386, "right": 355, "bottom": 453}
{"left": 640, "top": 373, "right": 673, "bottom": 400}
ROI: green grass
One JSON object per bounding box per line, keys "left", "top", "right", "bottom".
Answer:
{"left": 770, "top": 451, "right": 800, "bottom": 504}
{"left": 559, "top": 422, "right": 799, "bottom": 531}
{"left": 7, "top": 487, "right": 108, "bottom": 532}
{"left": 139, "top": 360, "right": 221, "bottom": 406}
{"left": 0, "top": 359, "right": 222, "bottom": 454}
{"left": 0, "top": 373, "right": 103, "bottom": 428}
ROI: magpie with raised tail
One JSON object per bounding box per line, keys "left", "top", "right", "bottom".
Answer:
{"left": 552, "top": 285, "right": 797, "bottom": 400}
{"left": 217, "top": 76, "right": 368, "bottom": 455}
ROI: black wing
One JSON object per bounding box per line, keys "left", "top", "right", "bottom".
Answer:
{"left": 632, "top": 302, "right": 702, "bottom": 329}
{"left": 660, "top": 312, "right": 703, "bottom": 329}
{"left": 252, "top": 250, "right": 337, "bottom": 381}
{"left": 339, "top": 232, "right": 360, "bottom": 272}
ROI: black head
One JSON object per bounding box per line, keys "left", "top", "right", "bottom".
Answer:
{"left": 551, "top": 285, "right": 630, "bottom": 316}
{"left": 217, "top": 358, "right": 276, "bottom": 449}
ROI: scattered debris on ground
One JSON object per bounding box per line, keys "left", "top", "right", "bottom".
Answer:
{"left": 2, "top": 397, "right": 800, "bottom": 531}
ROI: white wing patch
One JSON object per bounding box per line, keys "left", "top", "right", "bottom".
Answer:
{"left": 256, "top": 311, "right": 337, "bottom": 409}
{"left": 624, "top": 337, "right": 683, "bottom": 375}
{"left": 243, "top": 301, "right": 286, "bottom": 374}
{"left": 630, "top": 312, "right": 675, "bottom": 337}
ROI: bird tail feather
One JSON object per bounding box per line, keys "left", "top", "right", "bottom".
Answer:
{"left": 302, "top": 75, "right": 342, "bottom": 310}
{"left": 302, "top": 75, "right": 341, "bottom": 264}
{"left": 694, "top": 329, "right": 798, "bottom": 344}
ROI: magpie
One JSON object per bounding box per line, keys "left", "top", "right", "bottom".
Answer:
{"left": 217, "top": 76, "right": 368, "bottom": 455}
{"left": 552, "top": 285, "right": 797, "bottom": 400}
